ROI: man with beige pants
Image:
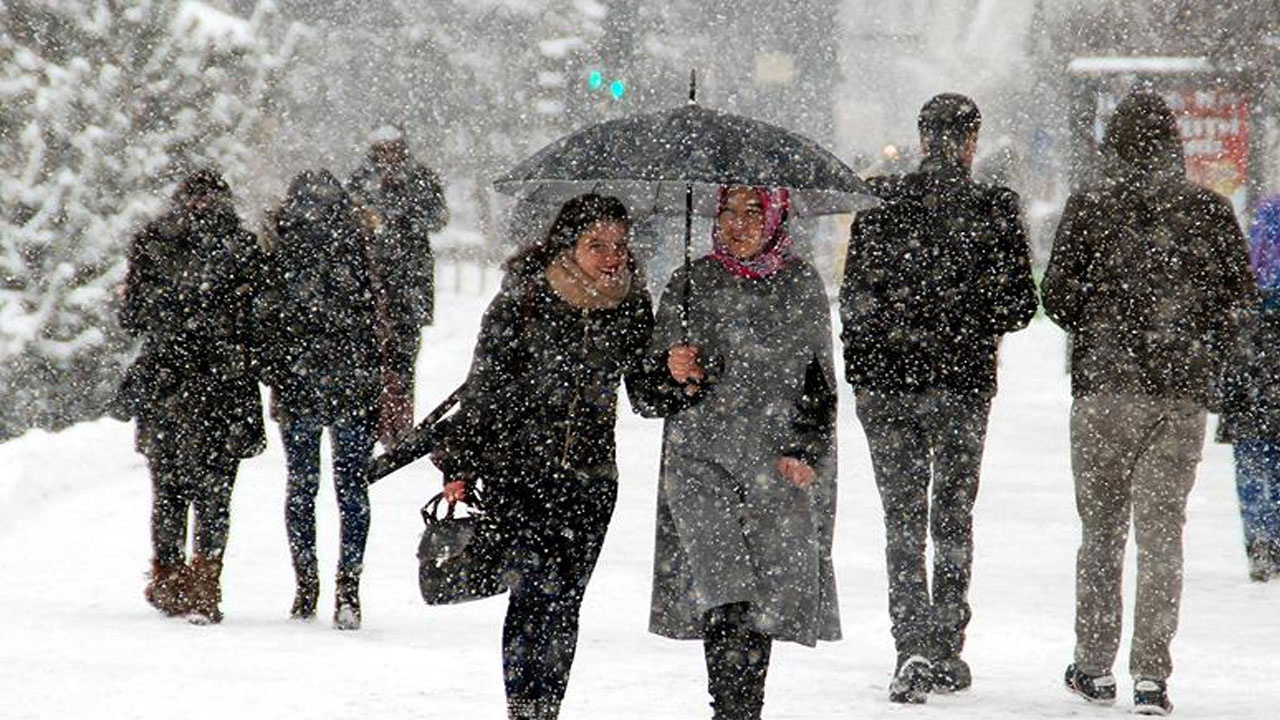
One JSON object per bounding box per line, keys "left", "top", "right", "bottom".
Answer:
{"left": 1042, "top": 91, "right": 1257, "bottom": 716}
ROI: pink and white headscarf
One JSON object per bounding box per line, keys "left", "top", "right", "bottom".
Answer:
{"left": 710, "top": 186, "right": 793, "bottom": 279}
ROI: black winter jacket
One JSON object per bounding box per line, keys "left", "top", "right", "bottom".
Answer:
{"left": 1042, "top": 177, "right": 1257, "bottom": 407}
{"left": 260, "top": 176, "right": 381, "bottom": 425}
{"left": 434, "top": 273, "right": 683, "bottom": 482}
{"left": 117, "top": 205, "right": 266, "bottom": 459}
{"left": 839, "top": 158, "right": 1038, "bottom": 395}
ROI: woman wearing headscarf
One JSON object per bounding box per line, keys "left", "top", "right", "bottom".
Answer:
{"left": 117, "top": 168, "right": 266, "bottom": 625}
{"left": 649, "top": 185, "right": 840, "bottom": 720}
{"left": 1043, "top": 91, "right": 1257, "bottom": 715}
{"left": 260, "top": 170, "right": 381, "bottom": 630}
{"left": 433, "top": 194, "right": 684, "bottom": 719}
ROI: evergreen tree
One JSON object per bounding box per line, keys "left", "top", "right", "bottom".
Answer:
{"left": 0, "top": 0, "right": 299, "bottom": 438}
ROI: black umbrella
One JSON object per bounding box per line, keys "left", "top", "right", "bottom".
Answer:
{"left": 494, "top": 74, "right": 870, "bottom": 217}
{"left": 495, "top": 72, "right": 873, "bottom": 337}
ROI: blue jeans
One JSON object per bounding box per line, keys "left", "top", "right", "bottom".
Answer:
{"left": 281, "top": 416, "right": 375, "bottom": 575}
{"left": 1233, "top": 440, "right": 1280, "bottom": 548}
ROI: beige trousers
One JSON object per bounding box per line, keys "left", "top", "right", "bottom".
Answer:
{"left": 1070, "top": 393, "right": 1206, "bottom": 681}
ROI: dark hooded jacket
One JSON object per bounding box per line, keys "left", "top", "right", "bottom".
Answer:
{"left": 116, "top": 170, "right": 266, "bottom": 459}
{"left": 1042, "top": 93, "right": 1258, "bottom": 407}
{"left": 347, "top": 153, "right": 447, "bottom": 333}
{"left": 260, "top": 171, "right": 381, "bottom": 425}
{"left": 839, "top": 156, "right": 1038, "bottom": 395}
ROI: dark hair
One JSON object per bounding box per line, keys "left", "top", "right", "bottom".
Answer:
{"left": 506, "top": 193, "right": 632, "bottom": 275}
{"left": 1102, "top": 91, "right": 1185, "bottom": 182}
{"left": 173, "top": 168, "right": 231, "bottom": 205}
{"left": 284, "top": 168, "right": 347, "bottom": 206}
{"left": 918, "top": 93, "right": 981, "bottom": 159}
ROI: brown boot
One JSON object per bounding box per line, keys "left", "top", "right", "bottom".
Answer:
{"left": 187, "top": 554, "right": 224, "bottom": 625}
{"left": 144, "top": 560, "right": 190, "bottom": 617}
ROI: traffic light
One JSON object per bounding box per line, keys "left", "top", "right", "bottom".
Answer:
{"left": 585, "top": 68, "right": 626, "bottom": 100}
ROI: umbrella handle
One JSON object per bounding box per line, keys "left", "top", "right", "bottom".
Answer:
{"left": 681, "top": 182, "right": 693, "bottom": 343}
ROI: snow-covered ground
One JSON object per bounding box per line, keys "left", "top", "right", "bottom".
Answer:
{"left": 2, "top": 280, "right": 1276, "bottom": 719}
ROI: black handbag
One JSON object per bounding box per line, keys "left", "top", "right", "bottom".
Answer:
{"left": 417, "top": 490, "right": 509, "bottom": 605}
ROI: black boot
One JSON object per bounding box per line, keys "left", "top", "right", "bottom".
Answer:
{"left": 290, "top": 568, "right": 319, "bottom": 620}
{"left": 889, "top": 655, "right": 933, "bottom": 704}
{"left": 1247, "top": 539, "right": 1274, "bottom": 582}
{"left": 334, "top": 568, "right": 361, "bottom": 630}
{"left": 506, "top": 697, "right": 560, "bottom": 719}
{"left": 703, "top": 603, "right": 771, "bottom": 720}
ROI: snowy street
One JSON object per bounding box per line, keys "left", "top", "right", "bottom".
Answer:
{"left": 1, "top": 285, "right": 1275, "bottom": 720}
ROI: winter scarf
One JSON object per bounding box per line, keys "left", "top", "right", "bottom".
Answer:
{"left": 710, "top": 186, "right": 793, "bottom": 279}
{"left": 545, "top": 250, "right": 632, "bottom": 311}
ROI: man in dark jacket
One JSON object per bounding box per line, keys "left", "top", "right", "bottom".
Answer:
{"left": 347, "top": 128, "right": 449, "bottom": 447}
{"left": 840, "top": 93, "right": 1037, "bottom": 703}
{"left": 1044, "top": 91, "right": 1257, "bottom": 716}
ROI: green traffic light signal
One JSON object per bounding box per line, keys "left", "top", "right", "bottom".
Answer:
{"left": 588, "top": 70, "right": 604, "bottom": 90}
{"left": 609, "top": 79, "right": 625, "bottom": 100}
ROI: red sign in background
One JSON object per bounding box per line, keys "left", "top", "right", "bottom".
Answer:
{"left": 1168, "top": 89, "right": 1250, "bottom": 209}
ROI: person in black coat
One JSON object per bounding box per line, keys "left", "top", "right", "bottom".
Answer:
{"left": 116, "top": 168, "right": 266, "bottom": 625}
{"left": 433, "top": 194, "right": 682, "bottom": 720}
{"left": 347, "top": 129, "right": 449, "bottom": 446}
{"left": 260, "top": 170, "right": 381, "bottom": 629}
{"left": 839, "top": 93, "right": 1037, "bottom": 702}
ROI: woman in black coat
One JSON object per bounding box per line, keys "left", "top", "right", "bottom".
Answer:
{"left": 434, "top": 194, "right": 682, "bottom": 720}
{"left": 117, "top": 168, "right": 266, "bottom": 625}
{"left": 260, "top": 170, "right": 382, "bottom": 629}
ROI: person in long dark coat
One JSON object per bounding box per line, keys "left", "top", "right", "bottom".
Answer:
{"left": 1043, "top": 91, "right": 1257, "bottom": 715}
{"left": 650, "top": 185, "right": 840, "bottom": 720}
{"left": 347, "top": 128, "right": 449, "bottom": 447}
{"left": 260, "top": 170, "right": 381, "bottom": 630}
{"left": 433, "top": 194, "right": 682, "bottom": 720}
{"left": 116, "top": 168, "right": 266, "bottom": 625}
{"left": 839, "top": 93, "right": 1037, "bottom": 703}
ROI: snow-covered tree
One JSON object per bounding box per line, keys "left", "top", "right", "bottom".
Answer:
{"left": 0, "top": 0, "right": 301, "bottom": 438}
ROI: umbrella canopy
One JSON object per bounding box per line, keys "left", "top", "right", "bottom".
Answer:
{"left": 494, "top": 102, "right": 872, "bottom": 217}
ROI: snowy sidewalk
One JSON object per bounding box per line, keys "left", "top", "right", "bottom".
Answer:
{"left": 1, "top": 292, "right": 1276, "bottom": 720}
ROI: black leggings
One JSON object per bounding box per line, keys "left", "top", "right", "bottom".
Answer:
{"left": 148, "top": 451, "right": 238, "bottom": 566}
{"left": 703, "top": 602, "right": 773, "bottom": 720}
{"left": 496, "top": 472, "right": 618, "bottom": 711}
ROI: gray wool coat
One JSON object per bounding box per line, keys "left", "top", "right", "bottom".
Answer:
{"left": 648, "top": 256, "right": 841, "bottom": 646}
